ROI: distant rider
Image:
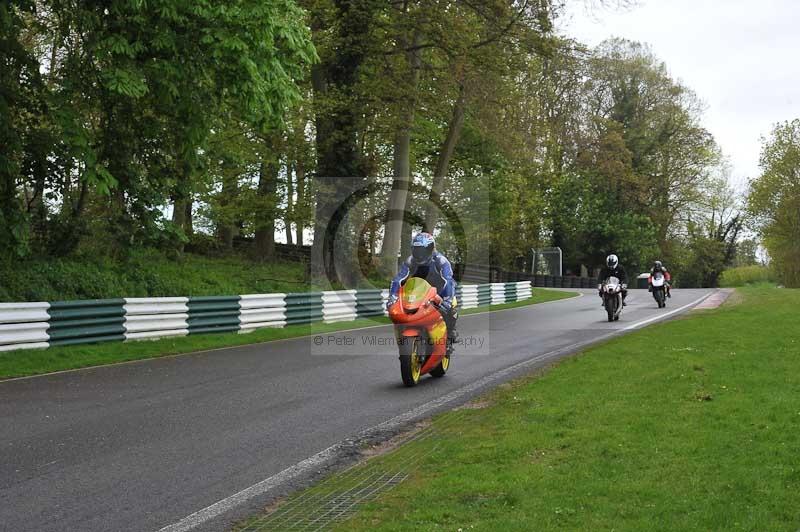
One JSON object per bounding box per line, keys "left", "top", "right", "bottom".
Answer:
{"left": 387, "top": 232, "right": 458, "bottom": 354}
{"left": 597, "top": 254, "right": 628, "bottom": 306}
{"left": 649, "top": 260, "right": 672, "bottom": 298}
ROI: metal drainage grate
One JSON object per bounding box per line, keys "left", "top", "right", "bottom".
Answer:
{"left": 235, "top": 403, "right": 488, "bottom": 531}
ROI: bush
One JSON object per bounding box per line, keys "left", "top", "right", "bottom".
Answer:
{"left": 718, "top": 265, "right": 776, "bottom": 287}
{"left": 0, "top": 249, "right": 394, "bottom": 302}
{"left": 0, "top": 252, "right": 311, "bottom": 302}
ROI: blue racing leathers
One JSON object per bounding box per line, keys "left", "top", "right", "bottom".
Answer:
{"left": 389, "top": 251, "right": 456, "bottom": 309}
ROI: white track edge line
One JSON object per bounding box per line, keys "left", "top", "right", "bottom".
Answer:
{"left": 157, "top": 290, "right": 711, "bottom": 532}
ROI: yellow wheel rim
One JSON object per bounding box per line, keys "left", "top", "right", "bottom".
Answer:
{"left": 441, "top": 353, "right": 450, "bottom": 371}
{"left": 410, "top": 341, "right": 421, "bottom": 382}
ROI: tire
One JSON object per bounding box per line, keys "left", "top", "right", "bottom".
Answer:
{"left": 655, "top": 288, "right": 664, "bottom": 308}
{"left": 399, "top": 337, "right": 422, "bottom": 387}
{"left": 605, "top": 297, "right": 615, "bottom": 322}
{"left": 430, "top": 352, "right": 450, "bottom": 378}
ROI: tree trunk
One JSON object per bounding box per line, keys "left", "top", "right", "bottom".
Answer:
{"left": 172, "top": 195, "right": 187, "bottom": 252}
{"left": 400, "top": 201, "right": 413, "bottom": 261}
{"left": 295, "top": 158, "right": 306, "bottom": 247}
{"left": 425, "top": 81, "right": 468, "bottom": 232}
{"left": 381, "top": 126, "right": 413, "bottom": 273}
{"left": 310, "top": 0, "right": 378, "bottom": 287}
{"left": 217, "top": 162, "right": 239, "bottom": 250}
{"left": 184, "top": 200, "right": 193, "bottom": 236}
{"left": 285, "top": 162, "right": 294, "bottom": 246}
{"left": 380, "top": 31, "right": 422, "bottom": 275}
{"left": 254, "top": 147, "right": 281, "bottom": 261}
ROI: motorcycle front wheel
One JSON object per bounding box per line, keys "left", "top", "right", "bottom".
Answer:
{"left": 655, "top": 289, "right": 665, "bottom": 308}
{"left": 399, "top": 336, "right": 422, "bottom": 387}
{"left": 605, "top": 296, "right": 616, "bottom": 322}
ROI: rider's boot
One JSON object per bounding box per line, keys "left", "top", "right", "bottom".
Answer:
{"left": 444, "top": 310, "right": 458, "bottom": 357}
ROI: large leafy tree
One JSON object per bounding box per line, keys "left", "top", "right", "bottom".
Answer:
{"left": 4, "top": 0, "right": 315, "bottom": 255}
{"left": 748, "top": 120, "right": 800, "bottom": 287}
{"left": 0, "top": 0, "right": 48, "bottom": 256}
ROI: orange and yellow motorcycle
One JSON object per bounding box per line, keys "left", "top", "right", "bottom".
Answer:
{"left": 388, "top": 278, "right": 454, "bottom": 387}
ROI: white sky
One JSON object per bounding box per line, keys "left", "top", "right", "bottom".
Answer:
{"left": 558, "top": 0, "right": 800, "bottom": 191}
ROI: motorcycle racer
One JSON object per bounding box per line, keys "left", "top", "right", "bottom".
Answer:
{"left": 597, "top": 254, "right": 628, "bottom": 306}
{"left": 388, "top": 232, "right": 458, "bottom": 353}
{"left": 649, "top": 260, "right": 672, "bottom": 298}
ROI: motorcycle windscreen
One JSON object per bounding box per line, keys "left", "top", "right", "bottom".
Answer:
{"left": 607, "top": 276, "right": 620, "bottom": 286}
{"left": 401, "top": 277, "right": 432, "bottom": 311}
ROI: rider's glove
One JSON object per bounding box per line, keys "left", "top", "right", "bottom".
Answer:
{"left": 439, "top": 299, "right": 452, "bottom": 312}
{"left": 386, "top": 295, "right": 398, "bottom": 310}
{"left": 621, "top": 284, "right": 628, "bottom": 290}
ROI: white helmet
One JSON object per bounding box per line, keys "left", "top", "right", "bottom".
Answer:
{"left": 606, "top": 254, "right": 619, "bottom": 268}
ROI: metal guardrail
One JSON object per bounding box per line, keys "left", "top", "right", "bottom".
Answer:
{"left": 453, "top": 263, "right": 597, "bottom": 287}
{"left": 0, "top": 281, "right": 534, "bottom": 352}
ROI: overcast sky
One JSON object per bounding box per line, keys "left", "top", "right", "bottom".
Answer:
{"left": 557, "top": 0, "right": 800, "bottom": 191}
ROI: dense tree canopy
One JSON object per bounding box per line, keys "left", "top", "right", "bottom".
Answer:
{"left": 1, "top": 0, "right": 751, "bottom": 292}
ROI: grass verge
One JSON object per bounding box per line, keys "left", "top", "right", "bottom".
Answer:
{"left": 260, "top": 285, "right": 797, "bottom": 531}
{"left": 0, "top": 289, "right": 575, "bottom": 380}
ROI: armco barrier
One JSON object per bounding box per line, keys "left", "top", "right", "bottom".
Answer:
{"left": 123, "top": 297, "right": 189, "bottom": 340}
{"left": 490, "top": 283, "right": 506, "bottom": 305}
{"left": 477, "top": 284, "right": 492, "bottom": 307}
{"left": 321, "top": 290, "right": 358, "bottom": 323}
{"left": 0, "top": 281, "right": 534, "bottom": 352}
{"left": 47, "top": 299, "right": 126, "bottom": 347}
{"left": 187, "top": 296, "right": 241, "bottom": 335}
{"left": 354, "top": 289, "right": 384, "bottom": 318}
{"left": 0, "top": 302, "right": 51, "bottom": 352}
{"left": 284, "top": 292, "right": 324, "bottom": 325}
{"left": 238, "top": 294, "right": 286, "bottom": 332}
{"left": 456, "top": 285, "right": 478, "bottom": 309}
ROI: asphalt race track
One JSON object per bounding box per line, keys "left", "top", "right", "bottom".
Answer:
{"left": 0, "top": 288, "right": 713, "bottom": 532}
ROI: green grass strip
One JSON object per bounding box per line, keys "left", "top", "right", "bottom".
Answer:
{"left": 0, "top": 289, "right": 575, "bottom": 380}
{"left": 328, "top": 285, "right": 800, "bottom": 531}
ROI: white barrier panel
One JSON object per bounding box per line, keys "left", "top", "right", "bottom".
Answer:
{"left": 490, "top": 283, "right": 507, "bottom": 305}
{"left": 515, "top": 281, "right": 533, "bottom": 300}
{"left": 0, "top": 302, "right": 50, "bottom": 324}
{"left": 458, "top": 285, "right": 479, "bottom": 309}
{"left": 238, "top": 294, "right": 287, "bottom": 332}
{"left": 322, "top": 290, "right": 358, "bottom": 323}
{"left": 123, "top": 297, "right": 189, "bottom": 341}
{"left": 380, "top": 289, "right": 390, "bottom": 316}
{"left": 0, "top": 302, "right": 50, "bottom": 351}
{"left": 0, "top": 322, "right": 50, "bottom": 347}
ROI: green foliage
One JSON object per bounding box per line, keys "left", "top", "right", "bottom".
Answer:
{"left": 1, "top": 1, "right": 743, "bottom": 293}
{"left": 677, "top": 233, "right": 726, "bottom": 288}
{"left": 0, "top": 251, "right": 311, "bottom": 301}
{"left": 1, "top": 0, "right": 316, "bottom": 258}
{"left": 748, "top": 120, "right": 800, "bottom": 287}
{"left": 0, "top": 0, "right": 44, "bottom": 256}
{"left": 719, "top": 265, "right": 776, "bottom": 287}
